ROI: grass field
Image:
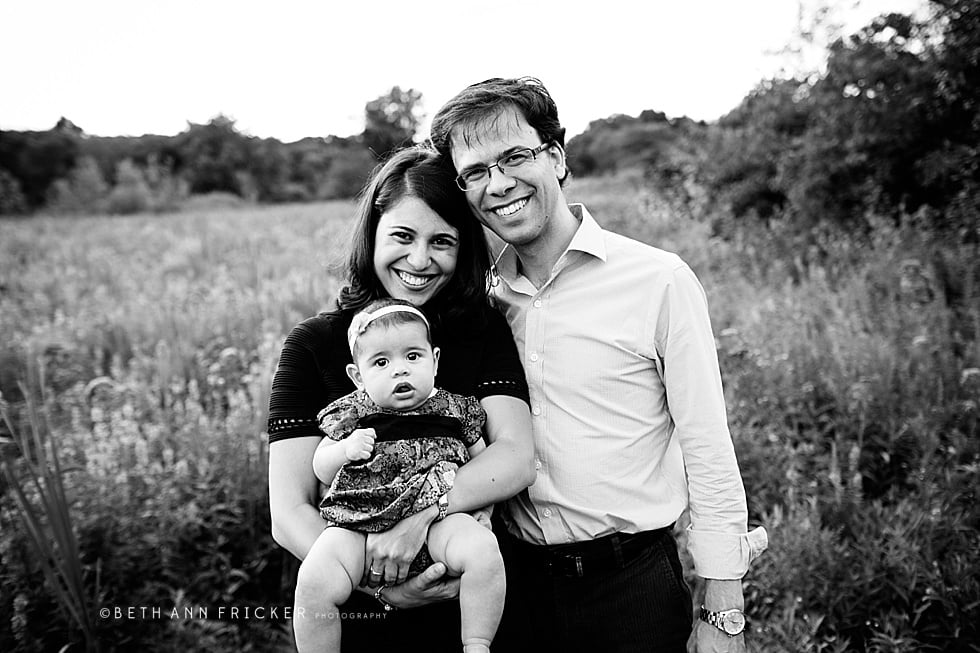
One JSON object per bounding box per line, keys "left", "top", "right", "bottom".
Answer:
{"left": 1, "top": 175, "right": 978, "bottom": 652}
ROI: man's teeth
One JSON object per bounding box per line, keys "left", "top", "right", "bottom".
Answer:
{"left": 397, "top": 271, "right": 430, "bottom": 287}
{"left": 494, "top": 198, "right": 527, "bottom": 217}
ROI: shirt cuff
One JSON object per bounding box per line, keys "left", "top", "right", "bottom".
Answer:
{"left": 685, "top": 525, "right": 769, "bottom": 579}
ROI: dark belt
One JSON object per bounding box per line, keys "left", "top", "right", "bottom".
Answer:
{"left": 508, "top": 526, "right": 672, "bottom": 578}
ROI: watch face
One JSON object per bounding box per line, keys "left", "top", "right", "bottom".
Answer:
{"left": 722, "top": 611, "right": 746, "bottom": 635}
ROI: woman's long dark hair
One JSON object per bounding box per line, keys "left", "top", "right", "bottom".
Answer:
{"left": 336, "top": 145, "right": 492, "bottom": 329}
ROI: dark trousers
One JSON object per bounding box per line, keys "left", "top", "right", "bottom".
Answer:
{"left": 338, "top": 590, "right": 461, "bottom": 652}
{"left": 494, "top": 524, "right": 693, "bottom": 653}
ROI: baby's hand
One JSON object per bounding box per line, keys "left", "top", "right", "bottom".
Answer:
{"left": 345, "top": 428, "right": 376, "bottom": 461}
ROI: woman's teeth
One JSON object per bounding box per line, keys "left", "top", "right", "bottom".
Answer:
{"left": 397, "top": 271, "right": 430, "bottom": 287}
{"left": 494, "top": 198, "right": 527, "bottom": 217}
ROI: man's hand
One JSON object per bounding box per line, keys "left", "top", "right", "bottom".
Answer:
{"left": 344, "top": 428, "right": 375, "bottom": 462}
{"left": 689, "top": 620, "right": 746, "bottom": 653}
{"left": 380, "top": 562, "right": 460, "bottom": 609}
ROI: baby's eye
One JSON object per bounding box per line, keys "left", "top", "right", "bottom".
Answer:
{"left": 406, "top": 352, "right": 420, "bottom": 361}
{"left": 373, "top": 358, "right": 388, "bottom": 368}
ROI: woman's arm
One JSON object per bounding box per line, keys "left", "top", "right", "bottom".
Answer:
{"left": 446, "top": 394, "right": 535, "bottom": 513}
{"left": 269, "top": 436, "right": 327, "bottom": 560}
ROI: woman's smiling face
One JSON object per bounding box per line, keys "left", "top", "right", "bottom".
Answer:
{"left": 372, "top": 196, "right": 460, "bottom": 306}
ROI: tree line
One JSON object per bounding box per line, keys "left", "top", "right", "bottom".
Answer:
{"left": 2, "top": 0, "right": 977, "bottom": 244}
{"left": 570, "top": 1, "right": 977, "bottom": 240}
{"left": 703, "top": 1, "right": 976, "bottom": 239}
{"left": 0, "top": 87, "right": 424, "bottom": 215}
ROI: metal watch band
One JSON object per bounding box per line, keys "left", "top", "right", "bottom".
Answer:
{"left": 699, "top": 605, "right": 745, "bottom": 636}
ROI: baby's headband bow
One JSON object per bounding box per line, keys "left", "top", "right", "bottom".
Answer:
{"left": 347, "top": 305, "right": 430, "bottom": 354}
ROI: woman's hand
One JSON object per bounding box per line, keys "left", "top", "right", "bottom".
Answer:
{"left": 363, "top": 505, "right": 438, "bottom": 587}
{"left": 380, "top": 562, "right": 460, "bottom": 609}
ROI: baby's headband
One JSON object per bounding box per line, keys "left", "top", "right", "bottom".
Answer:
{"left": 347, "top": 305, "right": 431, "bottom": 354}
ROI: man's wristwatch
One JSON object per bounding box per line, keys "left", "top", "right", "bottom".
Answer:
{"left": 434, "top": 493, "right": 449, "bottom": 521}
{"left": 374, "top": 585, "right": 397, "bottom": 612}
{"left": 699, "top": 605, "right": 746, "bottom": 636}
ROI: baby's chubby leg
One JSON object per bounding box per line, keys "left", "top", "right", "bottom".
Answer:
{"left": 293, "top": 527, "right": 365, "bottom": 653}
{"left": 427, "top": 513, "right": 505, "bottom": 653}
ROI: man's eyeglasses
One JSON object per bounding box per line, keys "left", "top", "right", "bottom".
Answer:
{"left": 455, "top": 143, "right": 552, "bottom": 191}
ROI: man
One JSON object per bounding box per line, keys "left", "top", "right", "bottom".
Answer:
{"left": 429, "top": 77, "right": 767, "bottom": 653}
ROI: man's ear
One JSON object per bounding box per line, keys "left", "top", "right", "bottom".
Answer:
{"left": 432, "top": 347, "right": 440, "bottom": 376}
{"left": 346, "top": 363, "right": 364, "bottom": 389}
{"left": 549, "top": 143, "right": 567, "bottom": 180}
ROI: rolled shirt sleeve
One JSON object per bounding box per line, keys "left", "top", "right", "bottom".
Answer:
{"left": 655, "top": 264, "right": 765, "bottom": 579}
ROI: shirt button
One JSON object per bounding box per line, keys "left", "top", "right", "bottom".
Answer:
{"left": 533, "top": 299, "right": 543, "bottom": 308}
{"left": 543, "top": 508, "right": 552, "bottom": 518}
{"left": 529, "top": 352, "right": 539, "bottom": 362}
{"left": 532, "top": 405, "right": 541, "bottom": 416}
{"left": 535, "top": 459, "right": 542, "bottom": 470}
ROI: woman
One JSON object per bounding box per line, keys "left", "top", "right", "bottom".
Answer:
{"left": 267, "top": 146, "right": 535, "bottom": 651}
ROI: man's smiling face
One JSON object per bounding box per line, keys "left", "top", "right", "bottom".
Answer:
{"left": 450, "top": 106, "right": 565, "bottom": 250}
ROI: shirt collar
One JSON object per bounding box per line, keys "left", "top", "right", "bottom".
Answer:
{"left": 492, "top": 203, "right": 607, "bottom": 283}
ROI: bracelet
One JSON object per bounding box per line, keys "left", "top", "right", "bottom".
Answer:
{"left": 435, "top": 493, "right": 449, "bottom": 521}
{"left": 374, "top": 584, "right": 397, "bottom": 612}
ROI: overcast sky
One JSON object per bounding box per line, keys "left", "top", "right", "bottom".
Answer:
{"left": 2, "top": 0, "right": 929, "bottom": 142}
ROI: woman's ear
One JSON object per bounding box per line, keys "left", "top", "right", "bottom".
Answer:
{"left": 346, "top": 363, "right": 364, "bottom": 389}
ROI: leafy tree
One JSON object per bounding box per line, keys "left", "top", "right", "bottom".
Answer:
{"left": 700, "top": 78, "right": 810, "bottom": 221}
{"left": 0, "top": 168, "right": 28, "bottom": 215}
{"left": 699, "top": 3, "right": 979, "bottom": 239}
{"left": 922, "top": 0, "right": 980, "bottom": 237}
{"left": 174, "top": 115, "right": 254, "bottom": 196}
{"left": 321, "top": 142, "right": 377, "bottom": 199}
{"left": 249, "top": 137, "right": 291, "bottom": 202}
{"left": 0, "top": 122, "right": 80, "bottom": 209}
{"left": 361, "top": 86, "right": 424, "bottom": 157}
{"left": 105, "top": 159, "right": 153, "bottom": 214}
{"left": 45, "top": 156, "right": 109, "bottom": 214}
{"left": 785, "top": 13, "right": 940, "bottom": 226}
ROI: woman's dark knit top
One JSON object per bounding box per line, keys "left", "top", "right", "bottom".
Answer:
{"left": 267, "top": 305, "right": 529, "bottom": 443}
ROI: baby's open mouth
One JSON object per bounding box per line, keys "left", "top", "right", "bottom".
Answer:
{"left": 394, "top": 382, "right": 414, "bottom": 394}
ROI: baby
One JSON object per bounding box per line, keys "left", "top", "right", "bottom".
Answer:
{"left": 293, "top": 298, "right": 504, "bottom": 653}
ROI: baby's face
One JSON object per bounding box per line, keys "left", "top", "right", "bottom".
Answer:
{"left": 351, "top": 322, "right": 438, "bottom": 411}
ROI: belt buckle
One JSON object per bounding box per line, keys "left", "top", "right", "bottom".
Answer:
{"left": 550, "top": 553, "right": 584, "bottom": 577}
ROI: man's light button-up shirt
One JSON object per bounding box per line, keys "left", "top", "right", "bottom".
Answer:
{"left": 491, "top": 203, "right": 761, "bottom": 580}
